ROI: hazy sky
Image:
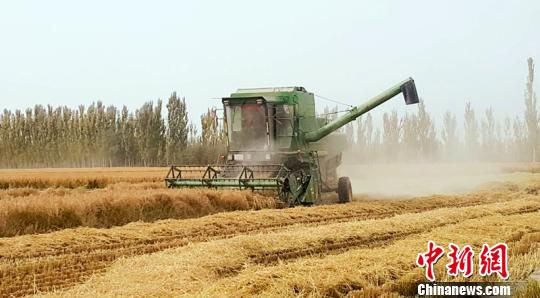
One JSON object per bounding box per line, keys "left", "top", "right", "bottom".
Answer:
{"left": 1, "top": 1, "right": 539, "bottom": 125}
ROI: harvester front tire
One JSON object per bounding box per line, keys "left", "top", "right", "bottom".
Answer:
{"left": 338, "top": 176, "right": 352, "bottom": 203}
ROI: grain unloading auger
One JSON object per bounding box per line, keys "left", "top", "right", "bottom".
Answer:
{"left": 166, "top": 78, "right": 419, "bottom": 206}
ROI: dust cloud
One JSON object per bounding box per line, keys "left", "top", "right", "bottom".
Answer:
{"left": 338, "top": 163, "right": 528, "bottom": 198}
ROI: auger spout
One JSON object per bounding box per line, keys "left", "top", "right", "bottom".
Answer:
{"left": 304, "top": 77, "right": 419, "bottom": 143}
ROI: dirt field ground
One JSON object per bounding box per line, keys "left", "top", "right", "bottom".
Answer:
{"left": 0, "top": 164, "right": 539, "bottom": 297}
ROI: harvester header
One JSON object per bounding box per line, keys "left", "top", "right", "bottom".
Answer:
{"left": 166, "top": 78, "right": 420, "bottom": 206}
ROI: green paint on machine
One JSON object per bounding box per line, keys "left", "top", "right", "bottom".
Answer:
{"left": 165, "top": 79, "right": 419, "bottom": 206}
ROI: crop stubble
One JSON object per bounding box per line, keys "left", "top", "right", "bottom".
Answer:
{"left": 0, "top": 179, "right": 538, "bottom": 297}
{"left": 46, "top": 198, "right": 540, "bottom": 297}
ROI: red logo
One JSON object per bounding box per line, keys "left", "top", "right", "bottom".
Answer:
{"left": 416, "top": 241, "right": 445, "bottom": 282}
{"left": 479, "top": 243, "right": 509, "bottom": 280}
{"left": 446, "top": 243, "right": 474, "bottom": 278}
{"left": 417, "top": 242, "right": 509, "bottom": 281}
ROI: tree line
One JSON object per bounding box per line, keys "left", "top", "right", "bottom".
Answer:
{"left": 0, "top": 58, "right": 536, "bottom": 168}
{"left": 345, "top": 58, "right": 537, "bottom": 163}
{"left": 0, "top": 93, "right": 225, "bottom": 168}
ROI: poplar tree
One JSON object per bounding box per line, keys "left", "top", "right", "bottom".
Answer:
{"left": 166, "top": 92, "right": 189, "bottom": 164}
{"left": 464, "top": 102, "right": 479, "bottom": 160}
{"left": 442, "top": 110, "right": 458, "bottom": 160}
{"left": 524, "top": 57, "right": 537, "bottom": 161}
{"left": 382, "top": 110, "right": 400, "bottom": 161}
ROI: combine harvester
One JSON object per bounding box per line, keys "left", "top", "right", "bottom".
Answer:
{"left": 166, "top": 78, "right": 419, "bottom": 206}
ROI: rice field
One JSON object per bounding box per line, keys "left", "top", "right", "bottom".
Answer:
{"left": 0, "top": 166, "right": 539, "bottom": 297}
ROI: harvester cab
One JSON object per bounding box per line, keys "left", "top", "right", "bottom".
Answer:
{"left": 166, "top": 78, "right": 419, "bottom": 206}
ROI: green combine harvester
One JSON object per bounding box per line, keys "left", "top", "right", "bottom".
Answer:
{"left": 166, "top": 78, "right": 419, "bottom": 206}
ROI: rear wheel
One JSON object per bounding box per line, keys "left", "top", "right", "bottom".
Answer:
{"left": 337, "top": 176, "right": 352, "bottom": 203}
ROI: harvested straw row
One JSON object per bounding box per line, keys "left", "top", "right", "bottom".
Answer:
{"left": 0, "top": 179, "right": 527, "bottom": 241}
{"left": 0, "top": 182, "right": 532, "bottom": 296}
{"left": 0, "top": 167, "right": 165, "bottom": 189}
{"left": 0, "top": 188, "right": 39, "bottom": 200}
{"left": 39, "top": 197, "right": 540, "bottom": 297}
{"left": 193, "top": 214, "right": 540, "bottom": 298}
{"left": 0, "top": 182, "right": 523, "bottom": 259}
{"left": 0, "top": 193, "right": 520, "bottom": 293}
{"left": 0, "top": 182, "right": 165, "bottom": 201}
{"left": 0, "top": 196, "right": 511, "bottom": 298}
{"left": 0, "top": 188, "right": 276, "bottom": 237}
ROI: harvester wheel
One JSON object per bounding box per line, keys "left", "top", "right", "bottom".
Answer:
{"left": 337, "top": 176, "right": 352, "bottom": 203}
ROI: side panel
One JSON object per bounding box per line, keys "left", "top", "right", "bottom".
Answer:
{"left": 308, "top": 133, "right": 348, "bottom": 191}
{"left": 302, "top": 163, "right": 320, "bottom": 204}
{"left": 296, "top": 92, "right": 318, "bottom": 138}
